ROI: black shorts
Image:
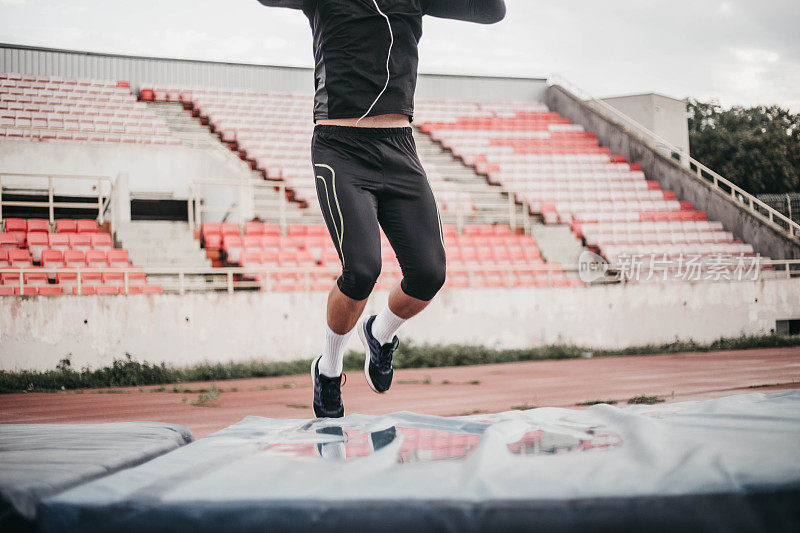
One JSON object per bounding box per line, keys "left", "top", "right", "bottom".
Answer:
{"left": 311, "top": 125, "right": 447, "bottom": 301}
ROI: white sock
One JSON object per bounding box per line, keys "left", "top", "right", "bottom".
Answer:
{"left": 319, "top": 324, "right": 354, "bottom": 377}
{"left": 371, "top": 307, "right": 407, "bottom": 345}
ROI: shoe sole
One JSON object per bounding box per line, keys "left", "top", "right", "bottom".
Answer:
{"left": 359, "top": 317, "right": 383, "bottom": 394}
{"left": 310, "top": 355, "right": 322, "bottom": 418}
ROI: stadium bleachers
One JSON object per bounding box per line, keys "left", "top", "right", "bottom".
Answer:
{"left": 0, "top": 73, "right": 179, "bottom": 145}
{"left": 199, "top": 221, "right": 578, "bottom": 290}
{"left": 141, "top": 87, "right": 475, "bottom": 214}
{"left": 418, "top": 107, "right": 756, "bottom": 263}
{"left": 0, "top": 217, "right": 162, "bottom": 295}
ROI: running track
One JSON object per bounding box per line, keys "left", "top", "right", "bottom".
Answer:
{"left": 2, "top": 347, "right": 798, "bottom": 438}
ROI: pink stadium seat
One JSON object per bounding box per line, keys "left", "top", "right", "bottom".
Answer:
{"left": 204, "top": 233, "right": 222, "bottom": 251}
{"left": 56, "top": 219, "right": 77, "bottom": 233}
{"left": 4, "top": 218, "right": 26, "bottom": 233}
{"left": 26, "top": 218, "right": 49, "bottom": 233}
{"left": 69, "top": 233, "right": 92, "bottom": 251}
{"left": 95, "top": 286, "right": 120, "bottom": 295}
{"left": 244, "top": 221, "right": 265, "bottom": 236}
{"left": 107, "top": 250, "right": 129, "bottom": 267}
{"left": 37, "top": 286, "right": 63, "bottom": 295}
{"left": 201, "top": 222, "right": 221, "bottom": 237}
{"left": 24, "top": 270, "right": 49, "bottom": 286}
{"left": 76, "top": 219, "right": 99, "bottom": 233}
{"left": 64, "top": 250, "right": 85, "bottom": 267}
{"left": 26, "top": 232, "right": 49, "bottom": 262}
{"left": 90, "top": 233, "right": 113, "bottom": 250}
{"left": 8, "top": 249, "right": 32, "bottom": 267}
{"left": 221, "top": 222, "right": 240, "bottom": 236}
{"left": 85, "top": 250, "right": 108, "bottom": 267}
{"left": 0, "top": 233, "right": 18, "bottom": 250}
{"left": 48, "top": 233, "right": 69, "bottom": 251}
{"left": 0, "top": 249, "right": 8, "bottom": 268}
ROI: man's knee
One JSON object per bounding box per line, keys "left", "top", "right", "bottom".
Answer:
{"left": 338, "top": 256, "right": 382, "bottom": 301}
{"left": 402, "top": 256, "right": 447, "bottom": 301}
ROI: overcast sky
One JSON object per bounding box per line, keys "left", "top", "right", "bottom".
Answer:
{"left": 1, "top": 0, "right": 798, "bottom": 110}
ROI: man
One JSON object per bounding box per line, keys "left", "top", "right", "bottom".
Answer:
{"left": 256, "top": 0, "right": 507, "bottom": 418}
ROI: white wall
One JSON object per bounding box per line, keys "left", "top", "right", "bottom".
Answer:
{"left": 0, "top": 139, "right": 239, "bottom": 199}
{"left": 1, "top": 279, "right": 798, "bottom": 371}
{"left": 601, "top": 93, "right": 690, "bottom": 157}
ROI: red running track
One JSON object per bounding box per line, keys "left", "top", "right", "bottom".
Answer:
{"left": 1, "top": 347, "right": 798, "bottom": 438}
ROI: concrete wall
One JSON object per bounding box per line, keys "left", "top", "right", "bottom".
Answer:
{"left": 602, "top": 93, "right": 690, "bottom": 157}
{"left": 0, "top": 139, "right": 239, "bottom": 200}
{"left": 546, "top": 85, "right": 800, "bottom": 261}
{"left": 2, "top": 279, "right": 799, "bottom": 371}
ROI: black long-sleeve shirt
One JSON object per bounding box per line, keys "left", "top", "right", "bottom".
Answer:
{"left": 257, "top": 0, "right": 506, "bottom": 121}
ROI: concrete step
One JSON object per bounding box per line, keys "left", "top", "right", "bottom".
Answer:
{"left": 530, "top": 224, "right": 587, "bottom": 277}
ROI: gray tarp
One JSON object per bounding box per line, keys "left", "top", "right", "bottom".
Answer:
{"left": 39, "top": 392, "right": 800, "bottom": 532}
{"left": 0, "top": 421, "right": 194, "bottom": 529}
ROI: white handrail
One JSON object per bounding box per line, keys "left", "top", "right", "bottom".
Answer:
{"left": 1, "top": 260, "right": 797, "bottom": 295}
{"left": 0, "top": 171, "right": 114, "bottom": 231}
{"left": 546, "top": 75, "right": 800, "bottom": 240}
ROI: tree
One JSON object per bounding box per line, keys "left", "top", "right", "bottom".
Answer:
{"left": 687, "top": 100, "right": 800, "bottom": 195}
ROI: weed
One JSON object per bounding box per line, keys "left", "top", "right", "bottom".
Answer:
{"left": 627, "top": 395, "right": 665, "bottom": 405}
{"left": 576, "top": 400, "right": 618, "bottom": 406}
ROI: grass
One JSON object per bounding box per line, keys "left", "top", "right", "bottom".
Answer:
{"left": 511, "top": 402, "right": 537, "bottom": 411}
{"left": 2, "top": 333, "right": 799, "bottom": 393}
{"left": 627, "top": 395, "right": 665, "bottom": 405}
{"left": 286, "top": 403, "right": 309, "bottom": 409}
{"left": 451, "top": 409, "right": 486, "bottom": 416}
{"left": 576, "top": 399, "right": 618, "bottom": 406}
{"left": 190, "top": 385, "right": 220, "bottom": 407}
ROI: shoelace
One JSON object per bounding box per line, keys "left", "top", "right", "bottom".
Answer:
{"left": 319, "top": 373, "right": 346, "bottom": 404}
{"left": 377, "top": 338, "right": 399, "bottom": 372}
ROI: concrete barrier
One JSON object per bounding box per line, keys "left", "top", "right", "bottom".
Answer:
{"left": 545, "top": 85, "right": 800, "bottom": 261}
{"left": 2, "top": 279, "right": 799, "bottom": 371}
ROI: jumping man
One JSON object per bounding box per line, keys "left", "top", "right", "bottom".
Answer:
{"left": 256, "top": 0, "right": 507, "bottom": 418}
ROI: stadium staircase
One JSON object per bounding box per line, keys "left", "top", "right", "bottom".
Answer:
{"left": 529, "top": 224, "right": 587, "bottom": 279}
{"left": 145, "top": 100, "right": 317, "bottom": 225}
{"left": 412, "top": 129, "right": 530, "bottom": 227}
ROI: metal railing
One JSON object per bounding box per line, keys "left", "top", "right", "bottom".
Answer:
{"left": 546, "top": 75, "right": 800, "bottom": 241}
{"left": 0, "top": 171, "right": 114, "bottom": 230}
{"left": 2, "top": 260, "right": 798, "bottom": 296}
{"left": 187, "top": 177, "right": 531, "bottom": 236}
{"left": 188, "top": 177, "right": 288, "bottom": 234}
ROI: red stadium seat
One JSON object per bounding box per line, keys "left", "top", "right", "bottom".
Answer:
{"left": 220, "top": 222, "right": 240, "bottom": 236}
{"left": 203, "top": 233, "right": 222, "bottom": 250}
{"left": 27, "top": 232, "right": 49, "bottom": 262}
{"left": 76, "top": 219, "right": 99, "bottom": 233}
{"left": 0, "top": 249, "right": 8, "bottom": 268}
{"left": 0, "top": 233, "right": 17, "bottom": 250}
{"left": 64, "top": 250, "right": 85, "bottom": 267}
{"left": 48, "top": 233, "right": 70, "bottom": 251}
{"left": 37, "top": 286, "right": 63, "bottom": 296}
{"left": 69, "top": 233, "right": 92, "bottom": 251}
{"left": 244, "top": 221, "right": 265, "bottom": 235}
{"left": 4, "top": 218, "right": 26, "bottom": 233}
{"left": 8, "top": 249, "right": 32, "bottom": 267}
{"left": 90, "top": 233, "right": 113, "bottom": 250}
{"left": 85, "top": 250, "right": 108, "bottom": 267}
{"left": 26, "top": 218, "right": 49, "bottom": 233}
{"left": 107, "top": 249, "right": 129, "bottom": 267}
{"left": 56, "top": 219, "right": 77, "bottom": 233}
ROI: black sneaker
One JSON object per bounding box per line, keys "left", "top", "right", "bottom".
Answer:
{"left": 358, "top": 315, "right": 398, "bottom": 394}
{"left": 311, "top": 356, "right": 345, "bottom": 418}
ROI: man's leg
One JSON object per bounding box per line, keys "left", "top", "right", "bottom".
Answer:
{"left": 313, "top": 134, "right": 383, "bottom": 379}
{"left": 359, "top": 130, "right": 447, "bottom": 393}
